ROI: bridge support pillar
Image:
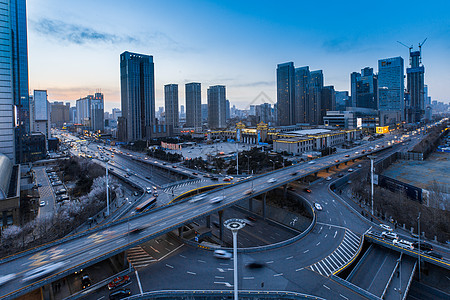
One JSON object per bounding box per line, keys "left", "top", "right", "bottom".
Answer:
{"left": 218, "top": 210, "right": 224, "bottom": 241}
{"left": 178, "top": 226, "right": 184, "bottom": 238}
{"left": 314, "top": 172, "right": 318, "bottom": 178}
{"left": 283, "top": 185, "right": 288, "bottom": 199}
{"left": 263, "top": 193, "right": 267, "bottom": 220}
{"left": 249, "top": 198, "right": 253, "bottom": 212}
{"left": 326, "top": 168, "right": 329, "bottom": 172}
{"left": 345, "top": 162, "right": 348, "bottom": 165}
{"left": 206, "top": 215, "right": 211, "bottom": 228}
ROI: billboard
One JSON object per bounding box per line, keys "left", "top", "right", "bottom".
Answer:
{"left": 376, "top": 126, "right": 389, "bottom": 134}
{"left": 357, "top": 118, "right": 362, "bottom": 129}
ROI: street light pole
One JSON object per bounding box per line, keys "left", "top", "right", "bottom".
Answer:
{"left": 236, "top": 141, "right": 239, "bottom": 176}
{"left": 418, "top": 212, "right": 421, "bottom": 281}
{"left": 105, "top": 159, "right": 110, "bottom": 216}
{"left": 368, "top": 155, "right": 376, "bottom": 216}
{"left": 224, "top": 219, "right": 246, "bottom": 300}
{"left": 269, "top": 159, "right": 275, "bottom": 171}
{"left": 398, "top": 257, "right": 402, "bottom": 300}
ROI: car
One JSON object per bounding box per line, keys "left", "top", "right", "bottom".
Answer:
{"left": 267, "top": 178, "right": 277, "bottom": 183}
{"left": 380, "top": 224, "right": 393, "bottom": 231}
{"left": 133, "top": 191, "right": 139, "bottom": 196}
{"left": 382, "top": 231, "right": 398, "bottom": 240}
{"left": 325, "top": 176, "right": 332, "bottom": 181}
{"left": 344, "top": 154, "right": 350, "bottom": 157}
{"left": 22, "top": 262, "right": 65, "bottom": 282}
{"left": 304, "top": 188, "right": 311, "bottom": 193}
{"left": 81, "top": 274, "right": 91, "bottom": 289}
{"left": 213, "top": 249, "right": 232, "bottom": 259}
{"left": 337, "top": 173, "right": 344, "bottom": 178}
{"left": 172, "top": 165, "right": 177, "bottom": 168}
{"left": 203, "top": 174, "right": 212, "bottom": 178}
{"left": 39, "top": 201, "right": 46, "bottom": 207}
{"left": 355, "top": 151, "right": 359, "bottom": 154}
{"left": 291, "top": 172, "right": 298, "bottom": 176}
{"left": 223, "top": 177, "right": 232, "bottom": 182}
{"left": 357, "top": 164, "right": 362, "bottom": 168}
{"left": 246, "top": 262, "right": 265, "bottom": 269}
{"left": 153, "top": 192, "right": 158, "bottom": 197}
{"left": 244, "top": 189, "right": 254, "bottom": 195}
{"left": 210, "top": 196, "right": 224, "bottom": 203}
{"left": 243, "top": 219, "right": 254, "bottom": 226}
{"left": 153, "top": 186, "right": 157, "bottom": 190}
{"left": 124, "top": 174, "right": 130, "bottom": 178}
{"left": 307, "top": 161, "right": 315, "bottom": 164}
{"left": 334, "top": 160, "right": 340, "bottom": 163}
{"left": 192, "top": 172, "right": 198, "bottom": 175}
{"left": 413, "top": 242, "right": 433, "bottom": 252}
{"left": 211, "top": 177, "right": 219, "bottom": 181}
{"left": 366, "top": 231, "right": 383, "bottom": 238}
{"left": 314, "top": 203, "right": 323, "bottom": 211}
{"left": 425, "top": 251, "right": 443, "bottom": 260}
{"left": 0, "top": 273, "right": 17, "bottom": 286}
{"left": 189, "top": 194, "right": 206, "bottom": 203}
{"left": 348, "top": 168, "right": 354, "bottom": 172}
{"left": 109, "top": 288, "right": 131, "bottom": 300}
{"left": 393, "top": 239, "right": 414, "bottom": 250}
{"left": 109, "top": 167, "right": 114, "bottom": 171}
{"left": 162, "top": 162, "right": 167, "bottom": 165}
{"left": 37, "top": 183, "right": 42, "bottom": 187}
{"left": 107, "top": 275, "right": 130, "bottom": 290}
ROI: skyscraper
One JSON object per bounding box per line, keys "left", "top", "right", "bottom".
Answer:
{"left": 406, "top": 50, "right": 425, "bottom": 122}
{"left": 76, "top": 93, "right": 104, "bottom": 132}
{"left": 378, "top": 57, "right": 404, "bottom": 117}
{"left": 0, "top": 0, "right": 15, "bottom": 161}
{"left": 294, "top": 66, "right": 310, "bottom": 124}
{"left": 321, "top": 86, "right": 336, "bottom": 121}
{"left": 276, "top": 62, "right": 295, "bottom": 126}
{"left": 164, "top": 84, "right": 179, "bottom": 130}
{"left": 32, "top": 90, "right": 50, "bottom": 141}
{"left": 185, "top": 82, "right": 201, "bottom": 128}
{"left": 350, "top": 67, "right": 378, "bottom": 109}
{"left": 335, "top": 91, "right": 350, "bottom": 111}
{"left": 225, "top": 99, "right": 230, "bottom": 120}
{"left": 119, "top": 51, "right": 155, "bottom": 141}
{"left": 309, "top": 70, "right": 323, "bottom": 125}
{"left": 207, "top": 85, "right": 226, "bottom": 129}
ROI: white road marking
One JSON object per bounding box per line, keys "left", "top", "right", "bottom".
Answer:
{"left": 97, "top": 297, "right": 105, "bottom": 300}
{"left": 318, "top": 226, "right": 323, "bottom": 233}
{"left": 89, "top": 249, "right": 100, "bottom": 254}
{"left": 165, "top": 264, "right": 174, "bottom": 268}
{"left": 316, "top": 242, "right": 321, "bottom": 246}
{"left": 344, "top": 220, "right": 347, "bottom": 225}
{"left": 296, "top": 268, "right": 304, "bottom": 272}
{"left": 215, "top": 276, "right": 224, "bottom": 279}
{"left": 187, "top": 271, "right": 196, "bottom": 275}
{"left": 243, "top": 277, "right": 254, "bottom": 280}
{"left": 273, "top": 273, "right": 283, "bottom": 277}
{"left": 303, "top": 250, "right": 309, "bottom": 253}
{"left": 150, "top": 246, "right": 160, "bottom": 253}
{"left": 198, "top": 259, "right": 206, "bottom": 263}
{"left": 340, "top": 294, "right": 349, "bottom": 300}
{"left": 324, "top": 234, "right": 327, "bottom": 238}
{"left": 334, "top": 231, "right": 338, "bottom": 238}
{"left": 266, "top": 260, "right": 274, "bottom": 264}
{"left": 135, "top": 270, "right": 143, "bottom": 295}
{"left": 286, "top": 256, "right": 293, "bottom": 260}
{"left": 217, "top": 268, "right": 225, "bottom": 272}
{"left": 323, "top": 284, "right": 330, "bottom": 290}
{"left": 179, "top": 254, "right": 186, "bottom": 258}
{"left": 214, "top": 282, "right": 232, "bottom": 287}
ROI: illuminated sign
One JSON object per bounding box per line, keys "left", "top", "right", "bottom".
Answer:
{"left": 376, "top": 126, "right": 389, "bottom": 134}
{"left": 357, "top": 118, "right": 362, "bottom": 129}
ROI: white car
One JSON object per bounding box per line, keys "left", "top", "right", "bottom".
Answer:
{"left": 382, "top": 231, "right": 398, "bottom": 240}
{"left": 213, "top": 249, "right": 232, "bottom": 259}
{"left": 267, "top": 178, "right": 277, "bottom": 183}
{"left": 380, "top": 224, "right": 392, "bottom": 232}
{"left": 39, "top": 201, "right": 46, "bottom": 207}
{"left": 22, "top": 262, "right": 65, "bottom": 282}
{"left": 189, "top": 194, "right": 206, "bottom": 203}
{"left": 347, "top": 168, "right": 354, "bottom": 172}
{"left": 314, "top": 203, "right": 323, "bottom": 211}
{"left": 210, "top": 196, "right": 224, "bottom": 204}
{"left": 325, "top": 176, "right": 332, "bottom": 181}
{"left": 308, "top": 161, "right": 315, "bottom": 164}
{"left": 0, "top": 273, "right": 16, "bottom": 286}
{"left": 393, "top": 239, "right": 414, "bottom": 250}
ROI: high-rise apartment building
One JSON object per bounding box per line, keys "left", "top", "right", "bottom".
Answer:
{"left": 201, "top": 104, "right": 208, "bottom": 122}
{"left": 276, "top": 62, "right": 295, "bottom": 126}
{"left": 378, "top": 57, "right": 404, "bottom": 118}
{"left": 335, "top": 91, "right": 350, "bottom": 110}
{"left": 32, "top": 90, "right": 50, "bottom": 141}
{"left": 406, "top": 50, "right": 425, "bottom": 122}
{"left": 294, "top": 66, "right": 310, "bottom": 124}
{"left": 255, "top": 103, "right": 273, "bottom": 124}
{"left": 76, "top": 93, "right": 104, "bottom": 132}
{"left": 207, "top": 85, "right": 226, "bottom": 129}
{"left": 321, "top": 86, "right": 336, "bottom": 121}
{"left": 350, "top": 67, "right": 378, "bottom": 109}
{"left": 185, "top": 82, "right": 201, "bottom": 128}
{"left": 50, "top": 102, "right": 70, "bottom": 128}
{"left": 225, "top": 100, "right": 230, "bottom": 120}
{"left": 112, "top": 108, "right": 122, "bottom": 121}
{"left": 309, "top": 70, "right": 323, "bottom": 125}
{"left": 164, "top": 84, "right": 179, "bottom": 130}
{"left": 119, "top": 51, "right": 155, "bottom": 141}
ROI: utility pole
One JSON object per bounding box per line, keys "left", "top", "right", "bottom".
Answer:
{"left": 236, "top": 141, "right": 239, "bottom": 176}
{"left": 105, "top": 159, "right": 110, "bottom": 216}
{"left": 224, "top": 219, "right": 246, "bottom": 300}
{"left": 368, "top": 155, "right": 376, "bottom": 216}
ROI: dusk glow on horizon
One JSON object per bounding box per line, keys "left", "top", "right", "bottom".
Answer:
{"left": 28, "top": 0, "right": 450, "bottom": 112}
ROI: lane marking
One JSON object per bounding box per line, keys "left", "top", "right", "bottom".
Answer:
{"left": 135, "top": 270, "right": 143, "bottom": 295}
{"left": 316, "top": 242, "right": 321, "bottom": 246}
{"left": 187, "top": 271, "right": 196, "bottom": 275}
{"left": 273, "top": 273, "right": 283, "bottom": 277}
{"left": 286, "top": 256, "right": 293, "bottom": 260}
{"left": 323, "top": 284, "right": 330, "bottom": 290}
{"left": 198, "top": 259, "right": 206, "bottom": 263}
{"left": 340, "top": 294, "right": 349, "bottom": 300}
{"left": 266, "top": 260, "right": 274, "bottom": 264}
{"left": 165, "top": 264, "right": 174, "bottom": 268}
{"left": 215, "top": 276, "right": 224, "bottom": 279}
{"left": 303, "top": 250, "right": 309, "bottom": 253}
{"left": 334, "top": 231, "right": 338, "bottom": 238}
{"left": 296, "top": 268, "right": 304, "bottom": 272}
{"left": 243, "top": 277, "right": 254, "bottom": 280}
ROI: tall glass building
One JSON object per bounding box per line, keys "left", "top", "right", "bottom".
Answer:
{"left": 119, "top": 51, "right": 155, "bottom": 141}
{"left": 294, "top": 66, "right": 310, "bottom": 124}
{"left": 164, "top": 84, "right": 179, "bottom": 130}
{"left": 378, "top": 57, "right": 404, "bottom": 117}
{"left": 207, "top": 85, "right": 226, "bottom": 129}
{"left": 276, "top": 62, "right": 295, "bottom": 126}
{"left": 185, "top": 82, "right": 202, "bottom": 128}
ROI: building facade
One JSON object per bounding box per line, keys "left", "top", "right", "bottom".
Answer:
{"left": 207, "top": 85, "right": 227, "bottom": 129}
{"left": 294, "top": 66, "right": 310, "bottom": 124}
{"left": 33, "top": 90, "right": 50, "bottom": 140}
{"left": 351, "top": 67, "right": 378, "bottom": 109}
{"left": 276, "top": 62, "right": 295, "bottom": 126}
{"left": 309, "top": 70, "right": 323, "bottom": 125}
{"left": 164, "top": 84, "right": 179, "bottom": 130}
{"left": 185, "top": 82, "right": 202, "bottom": 129}
{"left": 378, "top": 57, "right": 404, "bottom": 118}
{"left": 76, "top": 93, "right": 104, "bottom": 132}
{"left": 119, "top": 51, "right": 155, "bottom": 141}
{"left": 50, "top": 102, "right": 70, "bottom": 128}
{"left": 406, "top": 51, "right": 425, "bottom": 122}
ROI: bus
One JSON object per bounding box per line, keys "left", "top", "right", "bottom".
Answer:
{"left": 135, "top": 197, "right": 157, "bottom": 212}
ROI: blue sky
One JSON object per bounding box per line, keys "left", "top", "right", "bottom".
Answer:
{"left": 28, "top": 0, "right": 450, "bottom": 112}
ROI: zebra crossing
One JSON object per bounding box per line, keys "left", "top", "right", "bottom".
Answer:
{"left": 308, "top": 229, "right": 361, "bottom": 277}
{"left": 162, "top": 179, "right": 208, "bottom": 193}
{"left": 127, "top": 246, "right": 156, "bottom": 269}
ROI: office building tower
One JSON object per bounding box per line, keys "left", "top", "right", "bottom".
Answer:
{"left": 255, "top": 103, "right": 273, "bottom": 124}
{"left": 0, "top": 1, "right": 15, "bottom": 160}
{"left": 207, "top": 85, "right": 226, "bottom": 129}
{"left": 321, "top": 86, "right": 335, "bottom": 122}
{"left": 185, "top": 82, "right": 201, "bottom": 128}
{"left": 164, "top": 84, "right": 179, "bottom": 129}
{"left": 225, "top": 100, "right": 230, "bottom": 120}
{"left": 378, "top": 57, "right": 404, "bottom": 118}
{"left": 112, "top": 108, "right": 122, "bottom": 121}
{"left": 350, "top": 67, "right": 377, "bottom": 109}
{"left": 119, "top": 51, "right": 155, "bottom": 141}
{"left": 335, "top": 91, "right": 350, "bottom": 111}
{"left": 309, "top": 70, "right": 323, "bottom": 125}
{"left": 406, "top": 49, "right": 425, "bottom": 122}
{"left": 276, "top": 62, "right": 295, "bottom": 126}
{"left": 201, "top": 104, "right": 208, "bottom": 122}
{"left": 294, "top": 66, "right": 310, "bottom": 124}
{"left": 50, "top": 102, "right": 70, "bottom": 128}
{"left": 69, "top": 107, "right": 77, "bottom": 123}
{"left": 32, "top": 90, "right": 50, "bottom": 141}
{"left": 76, "top": 93, "right": 104, "bottom": 132}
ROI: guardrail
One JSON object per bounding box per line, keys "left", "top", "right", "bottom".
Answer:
{"left": 346, "top": 243, "right": 373, "bottom": 281}
{"left": 403, "top": 260, "right": 417, "bottom": 300}
{"left": 381, "top": 252, "right": 402, "bottom": 299}
{"left": 330, "top": 274, "right": 380, "bottom": 300}
{"left": 125, "top": 289, "right": 326, "bottom": 299}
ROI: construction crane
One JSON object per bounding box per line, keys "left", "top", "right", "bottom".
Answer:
{"left": 397, "top": 41, "right": 413, "bottom": 54}
{"left": 418, "top": 38, "right": 428, "bottom": 64}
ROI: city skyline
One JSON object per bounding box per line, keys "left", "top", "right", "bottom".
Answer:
{"left": 27, "top": 0, "right": 450, "bottom": 113}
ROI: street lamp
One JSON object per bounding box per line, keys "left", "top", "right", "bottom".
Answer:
{"left": 417, "top": 212, "right": 421, "bottom": 281}
{"left": 367, "top": 155, "right": 376, "bottom": 216}
{"left": 105, "top": 158, "right": 110, "bottom": 216}
{"left": 236, "top": 142, "right": 239, "bottom": 176}
{"left": 269, "top": 159, "right": 275, "bottom": 171}
{"left": 244, "top": 155, "right": 250, "bottom": 175}
{"left": 224, "top": 219, "right": 246, "bottom": 300}
{"left": 397, "top": 257, "right": 402, "bottom": 299}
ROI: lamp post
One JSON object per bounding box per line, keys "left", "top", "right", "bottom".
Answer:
{"left": 269, "top": 159, "right": 275, "bottom": 171}
{"left": 236, "top": 141, "right": 239, "bottom": 176}
{"left": 418, "top": 212, "right": 421, "bottom": 281}
{"left": 224, "top": 219, "right": 246, "bottom": 300}
{"left": 397, "top": 257, "right": 402, "bottom": 300}
{"left": 105, "top": 158, "right": 110, "bottom": 216}
{"left": 244, "top": 155, "right": 250, "bottom": 175}
{"left": 367, "top": 155, "right": 376, "bottom": 216}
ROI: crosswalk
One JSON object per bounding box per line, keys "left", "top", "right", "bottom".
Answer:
{"left": 127, "top": 246, "right": 156, "bottom": 269}
{"left": 162, "top": 179, "right": 208, "bottom": 193}
{"left": 308, "top": 229, "right": 361, "bottom": 277}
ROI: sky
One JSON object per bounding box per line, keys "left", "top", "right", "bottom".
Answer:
{"left": 27, "top": 0, "right": 450, "bottom": 113}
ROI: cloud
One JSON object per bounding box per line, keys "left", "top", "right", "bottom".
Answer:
{"left": 30, "top": 18, "right": 138, "bottom": 45}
